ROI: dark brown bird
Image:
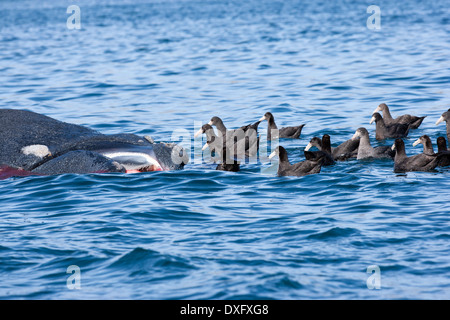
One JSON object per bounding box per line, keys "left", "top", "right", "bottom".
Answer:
{"left": 259, "top": 112, "right": 305, "bottom": 140}
{"left": 304, "top": 135, "right": 335, "bottom": 166}
{"left": 373, "top": 103, "right": 426, "bottom": 129}
{"left": 413, "top": 136, "right": 450, "bottom": 167}
{"left": 352, "top": 127, "right": 394, "bottom": 160}
{"left": 269, "top": 146, "right": 325, "bottom": 177}
{"left": 392, "top": 138, "right": 441, "bottom": 173}
{"left": 370, "top": 112, "right": 411, "bottom": 140}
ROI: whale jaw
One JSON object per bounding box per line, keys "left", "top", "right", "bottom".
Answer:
{"left": 98, "top": 151, "right": 163, "bottom": 172}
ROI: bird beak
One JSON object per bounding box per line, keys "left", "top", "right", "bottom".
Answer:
{"left": 208, "top": 120, "right": 213, "bottom": 126}
{"left": 391, "top": 144, "right": 396, "bottom": 151}
{"left": 202, "top": 142, "right": 209, "bottom": 151}
{"left": 412, "top": 138, "right": 421, "bottom": 147}
{"left": 268, "top": 151, "right": 277, "bottom": 159}
{"left": 194, "top": 128, "right": 203, "bottom": 138}
{"left": 370, "top": 116, "right": 376, "bottom": 124}
{"left": 351, "top": 132, "right": 359, "bottom": 140}
{"left": 304, "top": 142, "right": 313, "bottom": 151}
{"left": 372, "top": 106, "right": 380, "bottom": 114}
{"left": 436, "top": 116, "right": 444, "bottom": 125}
{"left": 258, "top": 115, "right": 267, "bottom": 122}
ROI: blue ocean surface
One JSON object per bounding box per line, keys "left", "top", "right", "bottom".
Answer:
{"left": 1, "top": 0, "right": 450, "bottom": 299}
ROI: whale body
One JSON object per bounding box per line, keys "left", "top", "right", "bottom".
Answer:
{"left": 0, "top": 109, "right": 188, "bottom": 179}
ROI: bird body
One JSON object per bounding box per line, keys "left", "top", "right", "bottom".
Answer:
{"left": 412, "top": 135, "right": 450, "bottom": 167}
{"left": 352, "top": 128, "right": 394, "bottom": 160}
{"left": 259, "top": 112, "right": 305, "bottom": 140}
{"left": 392, "top": 139, "right": 441, "bottom": 173}
{"left": 269, "top": 146, "right": 325, "bottom": 177}
{"left": 304, "top": 135, "right": 335, "bottom": 166}
{"left": 370, "top": 112, "right": 410, "bottom": 140}
{"left": 436, "top": 137, "right": 450, "bottom": 167}
{"left": 196, "top": 117, "right": 260, "bottom": 161}
{"left": 215, "top": 146, "right": 240, "bottom": 172}
{"left": 373, "top": 103, "right": 426, "bottom": 129}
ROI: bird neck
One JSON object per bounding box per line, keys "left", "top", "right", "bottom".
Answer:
{"left": 205, "top": 128, "right": 218, "bottom": 142}
{"left": 437, "top": 139, "right": 448, "bottom": 153}
{"left": 215, "top": 121, "right": 227, "bottom": 136}
{"left": 277, "top": 150, "right": 291, "bottom": 171}
{"left": 359, "top": 135, "right": 371, "bottom": 148}
{"left": 356, "top": 136, "right": 372, "bottom": 159}
{"left": 322, "top": 139, "right": 332, "bottom": 154}
{"left": 267, "top": 116, "right": 277, "bottom": 129}
{"left": 394, "top": 145, "right": 407, "bottom": 162}
{"left": 382, "top": 107, "right": 393, "bottom": 121}
{"left": 375, "top": 118, "right": 386, "bottom": 130}
{"left": 422, "top": 139, "right": 434, "bottom": 155}
{"left": 446, "top": 124, "right": 450, "bottom": 143}
{"left": 221, "top": 147, "right": 236, "bottom": 164}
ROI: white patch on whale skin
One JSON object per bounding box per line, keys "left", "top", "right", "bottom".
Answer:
{"left": 100, "top": 151, "right": 162, "bottom": 171}
{"left": 111, "top": 161, "right": 126, "bottom": 172}
{"left": 144, "top": 135, "right": 154, "bottom": 144}
{"left": 21, "top": 145, "right": 51, "bottom": 158}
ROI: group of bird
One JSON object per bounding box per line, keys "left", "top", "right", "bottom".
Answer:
{"left": 194, "top": 104, "right": 450, "bottom": 176}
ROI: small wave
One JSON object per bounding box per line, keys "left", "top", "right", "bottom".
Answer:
{"left": 307, "top": 227, "right": 360, "bottom": 240}
{"left": 109, "top": 247, "right": 196, "bottom": 272}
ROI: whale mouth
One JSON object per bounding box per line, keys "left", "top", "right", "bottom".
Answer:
{"left": 125, "top": 166, "right": 161, "bottom": 173}
{"left": 0, "top": 165, "right": 38, "bottom": 180}
{"left": 99, "top": 151, "right": 163, "bottom": 172}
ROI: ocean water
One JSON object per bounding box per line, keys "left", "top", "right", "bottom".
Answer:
{"left": 1, "top": 0, "right": 450, "bottom": 300}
